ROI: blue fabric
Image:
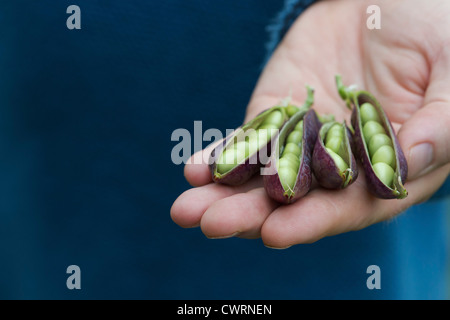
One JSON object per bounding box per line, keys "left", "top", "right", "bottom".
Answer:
{"left": 265, "top": 0, "right": 317, "bottom": 64}
{"left": 0, "top": 0, "right": 448, "bottom": 299}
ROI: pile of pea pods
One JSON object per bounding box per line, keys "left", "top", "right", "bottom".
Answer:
{"left": 209, "top": 75, "right": 408, "bottom": 204}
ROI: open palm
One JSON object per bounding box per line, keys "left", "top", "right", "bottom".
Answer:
{"left": 171, "top": 0, "right": 450, "bottom": 248}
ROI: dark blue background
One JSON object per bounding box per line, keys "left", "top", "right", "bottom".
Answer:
{"left": 0, "top": 0, "right": 448, "bottom": 299}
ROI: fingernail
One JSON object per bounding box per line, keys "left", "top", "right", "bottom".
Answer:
{"left": 206, "top": 231, "right": 240, "bottom": 239}
{"left": 408, "top": 143, "right": 434, "bottom": 179}
{"left": 264, "top": 243, "right": 292, "bottom": 250}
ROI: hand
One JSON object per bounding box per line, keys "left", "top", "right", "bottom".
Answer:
{"left": 171, "top": 0, "right": 450, "bottom": 248}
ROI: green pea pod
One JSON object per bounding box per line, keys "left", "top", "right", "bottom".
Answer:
{"left": 335, "top": 75, "right": 408, "bottom": 199}
{"left": 263, "top": 87, "right": 320, "bottom": 204}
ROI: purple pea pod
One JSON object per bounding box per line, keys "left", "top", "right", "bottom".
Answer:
{"left": 335, "top": 75, "right": 408, "bottom": 199}
{"left": 209, "top": 106, "right": 288, "bottom": 185}
{"left": 263, "top": 106, "right": 321, "bottom": 204}
{"left": 210, "top": 87, "right": 315, "bottom": 186}
{"left": 312, "top": 121, "right": 358, "bottom": 189}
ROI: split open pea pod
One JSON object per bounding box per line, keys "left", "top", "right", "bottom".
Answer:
{"left": 209, "top": 106, "right": 289, "bottom": 185}
{"left": 335, "top": 75, "right": 408, "bottom": 199}
{"left": 263, "top": 98, "right": 320, "bottom": 204}
{"left": 312, "top": 121, "right": 358, "bottom": 189}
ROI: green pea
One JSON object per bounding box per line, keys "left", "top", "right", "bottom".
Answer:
{"left": 278, "top": 166, "right": 298, "bottom": 191}
{"left": 368, "top": 133, "right": 393, "bottom": 157}
{"left": 217, "top": 145, "right": 247, "bottom": 173}
{"left": 258, "top": 123, "right": 279, "bottom": 131}
{"left": 283, "top": 142, "right": 301, "bottom": 157}
{"left": 286, "top": 130, "right": 302, "bottom": 145}
{"left": 233, "top": 141, "right": 250, "bottom": 156}
{"left": 294, "top": 120, "right": 304, "bottom": 132}
{"left": 255, "top": 129, "right": 273, "bottom": 147}
{"left": 286, "top": 105, "right": 299, "bottom": 117}
{"left": 363, "top": 121, "right": 385, "bottom": 143}
{"left": 278, "top": 156, "right": 300, "bottom": 173}
{"left": 244, "top": 130, "right": 259, "bottom": 156}
{"left": 360, "top": 103, "right": 381, "bottom": 125}
{"left": 372, "top": 162, "right": 394, "bottom": 187}
{"left": 325, "top": 136, "right": 342, "bottom": 154}
{"left": 282, "top": 153, "right": 300, "bottom": 167}
{"left": 245, "top": 127, "right": 274, "bottom": 157}
{"left": 326, "top": 148, "right": 349, "bottom": 172}
{"left": 260, "top": 110, "right": 284, "bottom": 128}
{"left": 278, "top": 157, "right": 294, "bottom": 168}
{"left": 372, "top": 145, "right": 396, "bottom": 169}
{"left": 325, "top": 124, "right": 344, "bottom": 143}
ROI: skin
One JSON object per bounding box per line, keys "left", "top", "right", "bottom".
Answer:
{"left": 171, "top": 0, "right": 450, "bottom": 248}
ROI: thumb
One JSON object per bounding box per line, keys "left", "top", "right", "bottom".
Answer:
{"left": 398, "top": 100, "right": 450, "bottom": 180}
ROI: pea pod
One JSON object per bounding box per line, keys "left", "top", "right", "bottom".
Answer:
{"left": 335, "top": 75, "right": 408, "bottom": 199}
{"left": 263, "top": 101, "right": 320, "bottom": 204}
{"left": 312, "top": 121, "right": 358, "bottom": 189}
{"left": 209, "top": 106, "right": 289, "bottom": 185}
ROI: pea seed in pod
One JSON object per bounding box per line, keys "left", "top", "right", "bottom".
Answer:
{"left": 242, "top": 129, "right": 257, "bottom": 157}
{"left": 259, "top": 110, "right": 284, "bottom": 128}
{"left": 252, "top": 128, "right": 273, "bottom": 149}
{"left": 294, "top": 120, "right": 304, "bottom": 132}
{"left": 323, "top": 123, "right": 347, "bottom": 160}
{"left": 282, "top": 152, "right": 300, "bottom": 166}
{"left": 283, "top": 142, "right": 302, "bottom": 157}
{"left": 362, "top": 120, "right": 385, "bottom": 143}
{"left": 326, "top": 123, "right": 344, "bottom": 141}
{"left": 278, "top": 156, "right": 300, "bottom": 174}
{"left": 278, "top": 156, "right": 297, "bottom": 169}
{"left": 368, "top": 133, "right": 393, "bottom": 157}
{"left": 277, "top": 166, "right": 298, "bottom": 191}
{"left": 311, "top": 120, "right": 358, "bottom": 190}
{"left": 216, "top": 142, "right": 248, "bottom": 174}
{"left": 263, "top": 100, "right": 320, "bottom": 204}
{"left": 325, "top": 148, "right": 349, "bottom": 172}
{"left": 360, "top": 102, "right": 381, "bottom": 125}
{"left": 286, "top": 105, "right": 300, "bottom": 117}
{"left": 371, "top": 145, "right": 396, "bottom": 169}
{"left": 257, "top": 123, "right": 279, "bottom": 130}
{"left": 325, "top": 136, "right": 343, "bottom": 155}
{"left": 372, "top": 162, "right": 395, "bottom": 188}
{"left": 335, "top": 74, "right": 407, "bottom": 199}
{"left": 210, "top": 105, "right": 289, "bottom": 186}
{"left": 286, "top": 130, "right": 302, "bottom": 145}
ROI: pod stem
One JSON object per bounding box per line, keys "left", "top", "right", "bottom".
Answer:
{"left": 304, "top": 85, "right": 315, "bottom": 109}
{"left": 342, "top": 169, "right": 354, "bottom": 188}
{"left": 393, "top": 175, "right": 408, "bottom": 199}
{"left": 335, "top": 74, "right": 357, "bottom": 110}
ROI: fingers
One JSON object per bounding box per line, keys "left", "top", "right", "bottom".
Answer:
{"left": 183, "top": 149, "right": 212, "bottom": 187}
{"left": 261, "top": 176, "right": 374, "bottom": 248}
{"left": 261, "top": 163, "right": 450, "bottom": 249}
{"left": 399, "top": 30, "right": 450, "bottom": 180}
{"left": 170, "top": 175, "right": 264, "bottom": 228}
{"left": 398, "top": 100, "right": 450, "bottom": 180}
{"left": 200, "top": 187, "right": 279, "bottom": 239}
{"left": 183, "top": 139, "right": 222, "bottom": 187}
